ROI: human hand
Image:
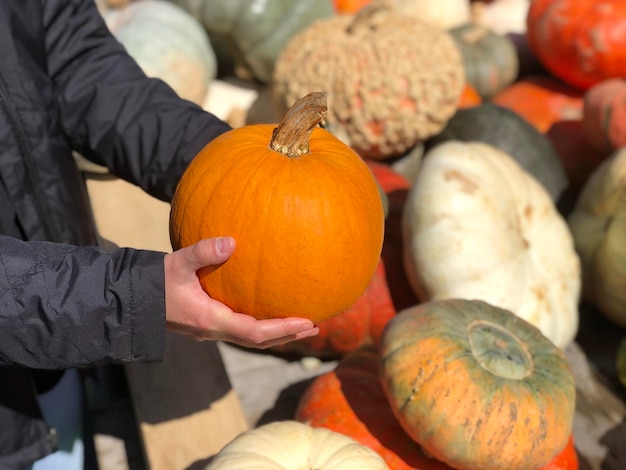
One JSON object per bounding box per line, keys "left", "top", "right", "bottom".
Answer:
{"left": 164, "top": 236, "right": 319, "bottom": 349}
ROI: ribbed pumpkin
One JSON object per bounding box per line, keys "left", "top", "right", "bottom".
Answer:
{"left": 426, "top": 104, "right": 569, "bottom": 202}
{"left": 102, "top": 0, "right": 217, "bottom": 106}
{"left": 471, "top": 0, "right": 530, "bottom": 35}
{"left": 164, "top": 0, "right": 334, "bottom": 82}
{"left": 526, "top": 0, "right": 626, "bottom": 90}
{"left": 379, "top": 299, "right": 576, "bottom": 470}
{"left": 296, "top": 347, "right": 452, "bottom": 470}
{"left": 365, "top": 161, "right": 419, "bottom": 312}
{"left": 403, "top": 141, "right": 581, "bottom": 349}
{"left": 491, "top": 75, "right": 585, "bottom": 134}
{"left": 269, "top": 259, "right": 395, "bottom": 358}
{"left": 582, "top": 78, "right": 626, "bottom": 156}
{"left": 169, "top": 93, "right": 385, "bottom": 322}
{"left": 206, "top": 420, "right": 389, "bottom": 469}
{"left": 272, "top": 1, "right": 465, "bottom": 160}
{"left": 448, "top": 23, "right": 519, "bottom": 99}
{"left": 297, "top": 346, "right": 579, "bottom": 470}
{"left": 567, "top": 147, "right": 626, "bottom": 328}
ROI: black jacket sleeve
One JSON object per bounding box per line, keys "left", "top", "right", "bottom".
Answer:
{"left": 42, "top": 0, "right": 232, "bottom": 202}
{"left": 0, "top": 235, "right": 166, "bottom": 369}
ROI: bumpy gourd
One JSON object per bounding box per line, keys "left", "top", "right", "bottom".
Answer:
{"left": 272, "top": 1, "right": 465, "bottom": 160}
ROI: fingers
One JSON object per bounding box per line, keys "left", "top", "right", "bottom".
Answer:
{"left": 178, "top": 236, "right": 236, "bottom": 271}
{"left": 212, "top": 313, "right": 319, "bottom": 348}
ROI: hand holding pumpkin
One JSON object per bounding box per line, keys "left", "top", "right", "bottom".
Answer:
{"left": 163, "top": 236, "right": 319, "bottom": 348}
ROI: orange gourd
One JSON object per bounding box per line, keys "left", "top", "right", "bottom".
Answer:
{"left": 332, "top": 0, "right": 371, "bottom": 14}
{"left": 269, "top": 259, "right": 396, "bottom": 358}
{"left": 365, "top": 160, "right": 418, "bottom": 312}
{"left": 526, "top": 0, "right": 626, "bottom": 90}
{"left": 491, "top": 75, "right": 584, "bottom": 133}
{"left": 458, "top": 83, "right": 482, "bottom": 109}
{"left": 170, "top": 93, "right": 385, "bottom": 322}
{"left": 296, "top": 347, "right": 452, "bottom": 470}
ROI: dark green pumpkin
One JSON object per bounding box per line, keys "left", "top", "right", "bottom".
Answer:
{"left": 164, "top": 0, "right": 334, "bottom": 82}
{"left": 426, "top": 103, "right": 569, "bottom": 202}
{"left": 449, "top": 23, "right": 519, "bottom": 99}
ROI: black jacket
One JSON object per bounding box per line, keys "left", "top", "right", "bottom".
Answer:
{"left": 0, "top": 0, "right": 230, "bottom": 467}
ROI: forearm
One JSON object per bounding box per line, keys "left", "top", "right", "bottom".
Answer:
{"left": 0, "top": 236, "right": 166, "bottom": 369}
{"left": 43, "top": 0, "right": 231, "bottom": 201}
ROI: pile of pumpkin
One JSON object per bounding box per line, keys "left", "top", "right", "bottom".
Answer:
{"left": 96, "top": 0, "right": 626, "bottom": 468}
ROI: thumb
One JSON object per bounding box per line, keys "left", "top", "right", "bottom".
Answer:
{"left": 186, "top": 236, "right": 236, "bottom": 271}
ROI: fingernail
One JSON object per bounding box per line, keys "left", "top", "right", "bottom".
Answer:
{"left": 299, "top": 322, "right": 315, "bottom": 332}
{"left": 302, "top": 327, "right": 319, "bottom": 338}
{"left": 216, "top": 237, "right": 233, "bottom": 254}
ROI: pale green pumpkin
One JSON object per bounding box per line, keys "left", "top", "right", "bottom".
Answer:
{"left": 103, "top": 0, "right": 217, "bottom": 106}
{"left": 164, "top": 0, "right": 334, "bottom": 82}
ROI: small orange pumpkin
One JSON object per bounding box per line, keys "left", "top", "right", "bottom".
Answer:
{"left": 170, "top": 93, "right": 385, "bottom": 322}
{"left": 296, "top": 347, "right": 452, "bottom": 470}
{"left": 379, "top": 299, "right": 576, "bottom": 470}
{"left": 458, "top": 83, "right": 483, "bottom": 109}
{"left": 269, "top": 259, "right": 396, "bottom": 358}
{"left": 491, "top": 75, "right": 584, "bottom": 133}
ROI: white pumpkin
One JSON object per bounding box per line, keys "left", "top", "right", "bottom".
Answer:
{"left": 206, "top": 421, "right": 389, "bottom": 470}
{"left": 402, "top": 141, "right": 581, "bottom": 349}
{"left": 102, "top": 0, "right": 217, "bottom": 106}
{"left": 568, "top": 148, "right": 626, "bottom": 327}
{"left": 391, "top": 0, "right": 472, "bottom": 30}
{"left": 471, "top": 0, "right": 530, "bottom": 35}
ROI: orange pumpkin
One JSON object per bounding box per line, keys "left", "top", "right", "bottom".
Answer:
{"left": 296, "top": 347, "right": 452, "bottom": 470}
{"left": 491, "top": 75, "right": 584, "bottom": 133}
{"left": 379, "top": 299, "right": 576, "bottom": 470}
{"left": 332, "top": 0, "right": 370, "bottom": 14}
{"left": 170, "top": 93, "right": 385, "bottom": 322}
{"left": 269, "top": 259, "right": 396, "bottom": 358}
{"left": 365, "top": 160, "right": 419, "bottom": 312}
{"left": 526, "top": 0, "right": 626, "bottom": 90}
{"left": 458, "top": 83, "right": 483, "bottom": 109}
{"left": 298, "top": 347, "right": 580, "bottom": 470}
{"left": 543, "top": 435, "right": 579, "bottom": 470}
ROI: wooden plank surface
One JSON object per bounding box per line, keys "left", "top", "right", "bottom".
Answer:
{"left": 124, "top": 333, "right": 248, "bottom": 470}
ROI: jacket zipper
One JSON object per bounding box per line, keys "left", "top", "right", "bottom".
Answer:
{"left": 0, "top": 74, "right": 57, "bottom": 241}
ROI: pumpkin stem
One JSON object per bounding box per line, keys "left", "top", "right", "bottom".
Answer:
{"left": 467, "top": 319, "right": 534, "bottom": 380}
{"left": 347, "top": 0, "right": 392, "bottom": 34}
{"left": 270, "top": 92, "right": 328, "bottom": 158}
